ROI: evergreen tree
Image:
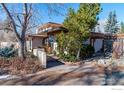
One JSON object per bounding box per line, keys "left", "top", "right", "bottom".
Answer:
{"left": 120, "top": 22, "right": 124, "bottom": 33}
{"left": 57, "top": 4, "right": 101, "bottom": 60}
{"left": 105, "top": 11, "right": 119, "bottom": 34}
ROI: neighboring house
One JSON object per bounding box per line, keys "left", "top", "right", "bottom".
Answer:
{"left": 27, "top": 22, "right": 110, "bottom": 54}
{"left": 0, "top": 30, "right": 18, "bottom": 49}
{"left": 0, "top": 42, "right": 18, "bottom": 49}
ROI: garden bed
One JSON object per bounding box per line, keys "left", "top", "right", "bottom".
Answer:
{"left": 0, "top": 57, "right": 43, "bottom": 76}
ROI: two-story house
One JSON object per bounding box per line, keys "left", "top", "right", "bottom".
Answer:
{"left": 26, "top": 22, "right": 110, "bottom": 54}
{"left": 26, "top": 22, "right": 68, "bottom": 53}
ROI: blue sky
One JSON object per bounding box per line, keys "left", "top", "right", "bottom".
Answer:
{"left": 38, "top": 3, "right": 79, "bottom": 24}
{"left": 0, "top": 3, "right": 124, "bottom": 25}
{"left": 40, "top": 3, "right": 124, "bottom": 24}
{"left": 100, "top": 3, "right": 124, "bottom": 23}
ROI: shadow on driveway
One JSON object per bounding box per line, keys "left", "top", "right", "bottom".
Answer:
{"left": 47, "top": 56, "right": 64, "bottom": 68}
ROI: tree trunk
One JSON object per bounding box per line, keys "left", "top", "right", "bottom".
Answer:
{"left": 23, "top": 37, "right": 27, "bottom": 53}
{"left": 1, "top": 3, "right": 31, "bottom": 61}
{"left": 24, "top": 41, "right": 27, "bottom": 53}
{"left": 18, "top": 40, "right": 26, "bottom": 61}
{"left": 76, "top": 48, "right": 81, "bottom": 60}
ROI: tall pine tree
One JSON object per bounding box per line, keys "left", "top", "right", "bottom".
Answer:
{"left": 57, "top": 4, "right": 101, "bottom": 60}
{"left": 105, "top": 11, "right": 119, "bottom": 34}
{"left": 120, "top": 22, "right": 124, "bottom": 33}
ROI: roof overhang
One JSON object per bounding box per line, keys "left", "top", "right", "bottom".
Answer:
{"left": 28, "top": 34, "right": 48, "bottom": 38}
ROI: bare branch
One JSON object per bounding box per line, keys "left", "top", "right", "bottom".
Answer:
{"left": 0, "top": 27, "right": 13, "bottom": 32}
{"left": 27, "top": 4, "right": 32, "bottom": 22}
{"left": 21, "top": 3, "right": 29, "bottom": 38}
{"left": 17, "top": 15, "right": 23, "bottom": 26}
{"left": 27, "top": 25, "right": 38, "bottom": 31}
{"left": 28, "top": 4, "right": 32, "bottom": 16}
{"left": 16, "top": 24, "right": 21, "bottom": 28}
{"left": 24, "top": 3, "right": 28, "bottom": 15}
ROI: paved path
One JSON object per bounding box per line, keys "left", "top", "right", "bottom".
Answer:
{"left": 0, "top": 63, "right": 106, "bottom": 85}
{"left": 46, "top": 56, "right": 64, "bottom": 68}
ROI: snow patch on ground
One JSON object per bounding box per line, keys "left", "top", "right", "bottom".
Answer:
{"left": 0, "top": 75, "right": 20, "bottom": 80}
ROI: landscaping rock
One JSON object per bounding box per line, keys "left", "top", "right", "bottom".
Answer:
{"left": 98, "top": 59, "right": 106, "bottom": 64}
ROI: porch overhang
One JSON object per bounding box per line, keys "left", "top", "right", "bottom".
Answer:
{"left": 90, "top": 32, "right": 106, "bottom": 39}
{"left": 28, "top": 34, "right": 48, "bottom": 38}
{"left": 26, "top": 34, "right": 48, "bottom": 41}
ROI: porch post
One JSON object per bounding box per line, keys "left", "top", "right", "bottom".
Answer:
{"left": 31, "top": 38, "right": 33, "bottom": 52}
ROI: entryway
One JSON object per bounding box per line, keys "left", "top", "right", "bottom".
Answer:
{"left": 46, "top": 55, "right": 64, "bottom": 68}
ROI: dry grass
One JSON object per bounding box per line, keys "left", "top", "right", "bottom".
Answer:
{"left": 0, "top": 57, "right": 43, "bottom": 75}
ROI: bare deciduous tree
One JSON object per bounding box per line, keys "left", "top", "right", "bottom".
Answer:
{"left": 0, "top": 3, "right": 66, "bottom": 60}
{"left": 0, "top": 3, "right": 33, "bottom": 60}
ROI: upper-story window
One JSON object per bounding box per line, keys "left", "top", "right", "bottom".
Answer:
{"left": 42, "top": 29, "right": 45, "bottom": 32}
{"left": 42, "top": 27, "right": 52, "bottom": 32}
{"left": 48, "top": 27, "right": 52, "bottom": 30}
{"left": 37, "top": 27, "right": 53, "bottom": 33}
{"left": 48, "top": 35, "right": 55, "bottom": 42}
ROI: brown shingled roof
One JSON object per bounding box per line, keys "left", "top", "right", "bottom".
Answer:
{"left": 28, "top": 32, "right": 48, "bottom": 38}
{"left": 37, "top": 22, "right": 63, "bottom": 31}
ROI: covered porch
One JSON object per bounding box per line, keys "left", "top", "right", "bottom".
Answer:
{"left": 26, "top": 33, "right": 57, "bottom": 54}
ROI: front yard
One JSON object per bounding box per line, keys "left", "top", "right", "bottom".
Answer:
{"left": 0, "top": 62, "right": 105, "bottom": 85}
{"left": 0, "top": 45, "right": 124, "bottom": 85}
{"left": 0, "top": 47, "right": 44, "bottom": 75}
{"left": 0, "top": 55, "right": 124, "bottom": 85}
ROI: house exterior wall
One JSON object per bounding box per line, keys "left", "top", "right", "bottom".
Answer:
{"left": 28, "top": 22, "right": 106, "bottom": 54}
{"left": 26, "top": 38, "right": 43, "bottom": 52}
{"left": 28, "top": 36, "right": 104, "bottom": 54}
{"left": 84, "top": 38, "right": 103, "bottom": 53}
{"left": 32, "top": 38, "right": 43, "bottom": 49}
{"left": 26, "top": 40, "right": 32, "bottom": 51}
{"left": 94, "top": 39, "right": 103, "bottom": 52}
